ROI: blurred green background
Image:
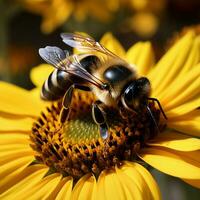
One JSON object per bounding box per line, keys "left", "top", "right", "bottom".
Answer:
{"left": 0, "top": 0, "right": 199, "bottom": 199}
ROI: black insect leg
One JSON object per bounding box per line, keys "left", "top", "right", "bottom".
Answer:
{"left": 60, "top": 84, "right": 91, "bottom": 123}
{"left": 92, "top": 101, "right": 109, "bottom": 139}
{"left": 148, "top": 97, "right": 167, "bottom": 120}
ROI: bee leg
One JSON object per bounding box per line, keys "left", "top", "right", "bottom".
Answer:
{"left": 60, "top": 84, "right": 91, "bottom": 123}
{"left": 60, "top": 107, "right": 70, "bottom": 124}
{"left": 92, "top": 101, "right": 109, "bottom": 139}
{"left": 148, "top": 97, "right": 167, "bottom": 120}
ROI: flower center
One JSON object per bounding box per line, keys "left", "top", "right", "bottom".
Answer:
{"left": 30, "top": 90, "right": 161, "bottom": 180}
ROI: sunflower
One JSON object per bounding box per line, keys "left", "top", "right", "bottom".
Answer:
{"left": 18, "top": 0, "right": 118, "bottom": 33}
{"left": 120, "top": 0, "right": 166, "bottom": 37}
{"left": 0, "top": 30, "right": 200, "bottom": 199}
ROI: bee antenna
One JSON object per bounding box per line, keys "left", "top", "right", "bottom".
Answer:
{"left": 146, "top": 105, "right": 160, "bottom": 134}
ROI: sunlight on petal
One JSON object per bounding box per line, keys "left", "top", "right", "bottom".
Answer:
{"left": 147, "top": 130, "right": 200, "bottom": 151}
{"left": 0, "top": 149, "right": 34, "bottom": 163}
{"left": 0, "top": 144, "right": 31, "bottom": 153}
{"left": 160, "top": 65, "right": 200, "bottom": 110}
{"left": 115, "top": 166, "right": 144, "bottom": 200}
{"left": 55, "top": 177, "right": 73, "bottom": 200}
{"left": 19, "top": 173, "right": 62, "bottom": 199}
{"left": 0, "top": 164, "right": 48, "bottom": 198}
{"left": 0, "top": 133, "right": 30, "bottom": 145}
{"left": 139, "top": 147, "right": 200, "bottom": 179}
{"left": 124, "top": 162, "right": 161, "bottom": 200}
{"left": 97, "top": 170, "right": 126, "bottom": 200}
{"left": 149, "top": 31, "right": 195, "bottom": 96}
{"left": 0, "top": 156, "right": 34, "bottom": 193}
{"left": 0, "top": 158, "right": 38, "bottom": 194}
{"left": 0, "top": 82, "right": 45, "bottom": 117}
{"left": 166, "top": 98, "right": 200, "bottom": 118}
{"left": 30, "top": 88, "right": 51, "bottom": 108}
{"left": 167, "top": 109, "right": 200, "bottom": 137}
{"left": 0, "top": 117, "right": 33, "bottom": 132}
{"left": 153, "top": 36, "right": 200, "bottom": 100}
{"left": 180, "top": 35, "right": 200, "bottom": 74}
{"left": 41, "top": 2, "right": 73, "bottom": 33}
{"left": 30, "top": 64, "right": 53, "bottom": 88}
{"left": 100, "top": 32, "right": 126, "bottom": 58}
{"left": 46, "top": 177, "right": 72, "bottom": 200}
{"left": 72, "top": 174, "right": 96, "bottom": 200}
{"left": 126, "top": 42, "right": 155, "bottom": 76}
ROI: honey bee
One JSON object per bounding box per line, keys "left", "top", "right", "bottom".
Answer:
{"left": 39, "top": 33, "right": 167, "bottom": 139}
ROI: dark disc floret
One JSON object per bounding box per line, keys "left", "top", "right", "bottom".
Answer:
{"left": 30, "top": 90, "right": 161, "bottom": 181}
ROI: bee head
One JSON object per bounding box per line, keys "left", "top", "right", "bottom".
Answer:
{"left": 122, "top": 77, "right": 151, "bottom": 110}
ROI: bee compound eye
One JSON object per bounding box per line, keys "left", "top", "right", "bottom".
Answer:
{"left": 103, "top": 65, "right": 132, "bottom": 84}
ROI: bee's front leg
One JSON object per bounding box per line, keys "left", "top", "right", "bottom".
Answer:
{"left": 92, "top": 101, "right": 109, "bottom": 139}
{"left": 60, "top": 84, "right": 91, "bottom": 123}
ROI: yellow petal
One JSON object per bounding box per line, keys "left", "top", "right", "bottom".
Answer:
{"left": 183, "top": 179, "right": 200, "bottom": 189}
{"left": 147, "top": 130, "right": 200, "bottom": 151}
{"left": 123, "top": 162, "right": 161, "bottom": 200}
{"left": 30, "top": 64, "right": 53, "bottom": 88}
{"left": 179, "top": 35, "right": 200, "bottom": 74}
{"left": 0, "top": 144, "right": 31, "bottom": 153}
{"left": 126, "top": 42, "right": 142, "bottom": 64}
{"left": 46, "top": 177, "right": 72, "bottom": 200}
{"left": 95, "top": 171, "right": 106, "bottom": 200}
{"left": 97, "top": 170, "right": 126, "bottom": 200}
{"left": 0, "top": 164, "right": 48, "bottom": 198}
{"left": 152, "top": 35, "right": 200, "bottom": 100}
{"left": 170, "top": 108, "right": 200, "bottom": 121}
{"left": 169, "top": 122, "right": 200, "bottom": 138}
{"left": 0, "top": 148, "right": 34, "bottom": 163}
{"left": 139, "top": 147, "right": 200, "bottom": 179}
{"left": 0, "top": 157, "right": 36, "bottom": 194}
{"left": 130, "top": 162, "right": 161, "bottom": 200}
{"left": 126, "top": 42, "right": 155, "bottom": 76}
{"left": 0, "top": 166, "right": 27, "bottom": 194}
{"left": 74, "top": 4, "right": 87, "bottom": 21}
{"left": 72, "top": 174, "right": 96, "bottom": 200}
{"left": 88, "top": 2, "right": 111, "bottom": 22}
{"left": 19, "top": 173, "right": 62, "bottom": 199}
{"left": 0, "top": 116, "right": 33, "bottom": 132}
{"left": 0, "top": 133, "right": 30, "bottom": 145}
{"left": 159, "top": 64, "right": 200, "bottom": 111}
{"left": 0, "top": 82, "right": 46, "bottom": 117}
{"left": 55, "top": 177, "right": 73, "bottom": 200}
{"left": 41, "top": 2, "right": 73, "bottom": 33}
{"left": 166, "top": 97, "right": 200, "bottom": 117}
{"left": 168, "top": 109, "right": 200, "bottom": 137}
{"left": 30, "top": 88, "right": 51, "bottom": 107}
{"left": 100, "top": 32, "right": 126, "bottom": 58}
{"left": 115, "top": 167, "right": 143, "bottom": 200}
{"left": 149, "top": 31, "right": 195, "bottom": 96}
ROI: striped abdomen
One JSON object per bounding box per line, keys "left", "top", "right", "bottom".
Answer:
{"left": 41, "top": 69, "right": 72, "bottom": 101}
{"left": 41, "top": 55, "right": 100, "bottom": 101}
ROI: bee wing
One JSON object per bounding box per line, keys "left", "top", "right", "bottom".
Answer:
{"left": 39, "top": 46, "right": 105, "bottom": 88}
{"left": 63, "top": 54, "right": 105, "bottom": 88}
{"left": 61, "top": 33, "right": 121, "bottom": 60}
{"left": 39, "top": 46, "right": 69, "bottom": 69}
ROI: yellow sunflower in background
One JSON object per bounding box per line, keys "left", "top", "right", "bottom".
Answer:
{"left": 18, "top": 0, "right": 118, "bottom": 33}
{"left": 0, "top": 30, "right": 200, "bottom": 199}
{"left": 121, "top": 0, "right": 166, "bottom": 37}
